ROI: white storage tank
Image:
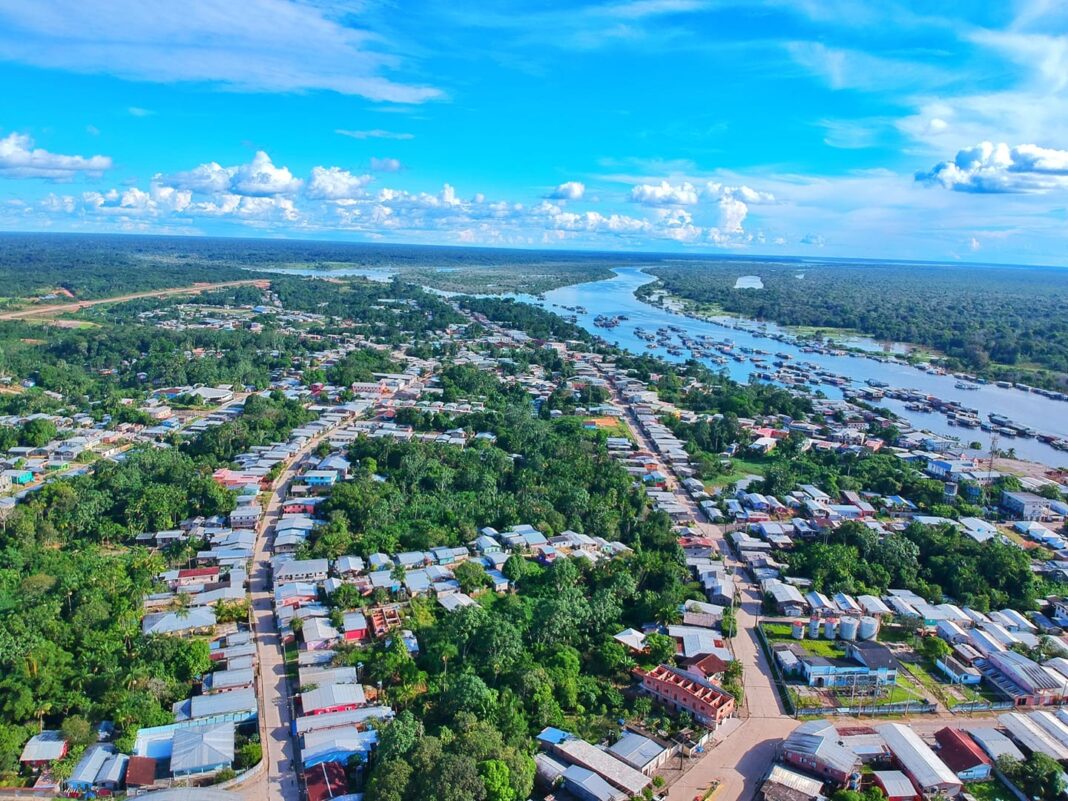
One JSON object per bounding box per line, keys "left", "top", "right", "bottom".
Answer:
{"left": 823, "top": 618, "right": 838, "bottom": 639}
{"left": 839, "top": 616, "right": 859, "bottom": 641}
{"left": 859, "top": 616, "right": 879, "bottom": 640}
{"left": 808, "top": 617, "right": 821, "bottom": 639}
{"left": 792, "top": 621, "right": 806, "bottom": 640}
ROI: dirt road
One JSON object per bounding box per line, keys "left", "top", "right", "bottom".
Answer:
{"left": 0, "top": 279, "right": 268, "bottom": 321}
{"left": 241, "top": 435, "right": 324, "bottom": 801}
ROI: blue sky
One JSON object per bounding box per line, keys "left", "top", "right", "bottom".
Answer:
{"left": 1, "top": 0, "right": 1067, "bottom": 264}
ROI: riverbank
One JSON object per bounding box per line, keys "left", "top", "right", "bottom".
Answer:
{"left": 516, "top": 266, "right": 1068, "bottom": 468}
{"left": 636, "top": 270, "right": 1068, "bottom": 393}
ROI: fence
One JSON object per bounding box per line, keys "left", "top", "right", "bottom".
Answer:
{"left": 949, "top": 700, "right": 1014, "bottom": 714}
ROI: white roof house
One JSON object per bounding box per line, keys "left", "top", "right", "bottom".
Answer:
{"left": 876, "top": 723, "right": 961, "bottom": 796}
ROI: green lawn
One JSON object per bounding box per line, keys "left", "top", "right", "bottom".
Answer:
{"left": 761, "top": 624, "right": 847, "bottom": 659}
{"left": 967, "top": 777, "right": 1016, "bottom": 801}
{"left": 705, "top": 457, "right": 767, "bottom": 488}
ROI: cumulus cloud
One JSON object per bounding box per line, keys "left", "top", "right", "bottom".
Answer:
{"left": 370, "top": 157, "right": 402, "bottom": 172}
{"left": 0, "top": 132, "right": 111, "bottom": 180}
{"left": 230, "top": 151, "right": 302, "bottom": 196}
{"left": 629, "top": 180, "right": 698, "bottom": 205}
{"left": 715, "top": 194, "right": 749, "bottom": 233}
{"left": 917, "top": 141, "right": 1068, "bottom": 193}
{"left": 547, "top": 181, "right": 585, "bottom": 200}
{"left": 801, "top": 234, "right": 826, "bottom": 246}
{"left": 336, "top": 129, "right": 415, "bottom": 140}
{"left": 164, "top": 151, "right": 301, "bottom": 197}
{"left": 306, "top": 166, "right": 372, "bottom": 200}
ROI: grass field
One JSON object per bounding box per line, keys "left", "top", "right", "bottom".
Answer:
{"left": 967, "top": 778, "right": 1016, "bottom": 801}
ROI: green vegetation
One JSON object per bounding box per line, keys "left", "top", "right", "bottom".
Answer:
{"left": 182, "top": 391, "right": 317, "bottom": 465}
{"left": 996, "top": 753, "right": 1066, "bottom": 800}
{"left": 0, "top": 448, "right": 237, "bottom": 774}
{"left": 644, "top": 260, "right": 1068, "bottom": 389}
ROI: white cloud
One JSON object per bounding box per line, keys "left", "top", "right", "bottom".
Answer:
{"left": 715, "top": 194, "right": 748, "bottom": 232}
{"left": 370, "top": 157, "right": 402, "bottom": 172}
{"left": 0, "top": 0, "right": 440, "bottom": 103}
{"left": 164, "top": 161, "right": 233, "bottom": 194}
{"left": 0, "top": 132, "right": 111, "bottom": 180}
{"left": 128, "top": 106, "right": 154, "bottom": 117}
{"left": 165, "top": 151, "right": 301, "bottom": 197}
{"left": 230, "top": 151, "right": 302, "bottom": 196}
{"left": 336, "top": 129, "right": 415, "bottom": 140}
{"left": 548, "top": 181, "right": 586, "bottom": 200}
{"left": 917, "top": 141, "right": 1068, "bottom": 193}
{"left": 629, "top": 180, "right": 698, "bottom": 205}
{"left": 306, "top": 166, "right": 372, "bottom": 200}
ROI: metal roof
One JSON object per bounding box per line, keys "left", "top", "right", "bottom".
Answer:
{"left": 876, "top": 724, "right": 959, "bottom": 792}
{"left": 170, "top": 722, "right": 235, "bottom": 775}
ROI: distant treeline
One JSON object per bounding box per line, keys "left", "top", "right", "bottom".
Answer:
{"left": 645, "top": 261, "right": 1068, "bottom": 388}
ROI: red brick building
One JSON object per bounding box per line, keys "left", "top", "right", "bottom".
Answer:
{"left": 636, "top": 664, "right": 735, "bottom": 729}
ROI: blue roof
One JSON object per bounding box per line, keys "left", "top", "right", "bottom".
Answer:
{"left": 536, "top": 726, "right": 572, "bottom": 745}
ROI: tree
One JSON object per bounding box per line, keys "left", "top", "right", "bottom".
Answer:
{"left": 919, "top": 636, "right": 951, "bottom": 663}
{"left": 60, "top": 715, "right": 94, "bottom": 748}
{"left": 644, "top": 632, "right": 676, "bottom": 665}
{"left": 481, "top": 759, "right": 516, "bottom": 801}
{"left": 998, "top": 753, "right": 1066, "bottom": 800}
{"left": 377, "top": 710, "right": 423, "bottom": 763}
{"left": 454, "top": 561, "right": 491, "bottom": 595}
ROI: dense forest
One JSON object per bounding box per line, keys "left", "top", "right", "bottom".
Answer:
{"left": 644, "top": 260, "right": 1068, "bottom": 388}
{"left": 0, "top": 234, "right": 624, "bottom": 302}
{"left": 0, "top": 448, "right": 237, "bottom": 773}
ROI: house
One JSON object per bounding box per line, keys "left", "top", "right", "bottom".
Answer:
{"left": 637, "top": 664, "right": 736, "bottom": 729}
{"left": 170, "top": 722, "right": 235, "bottom": 777}
{"left": 876, "top": 723, "right": 961, "bottom": 797}
{"left": 20, "top": 731, "right": 67, "bottom": 768}
{"left": 872, "top": 770, "right": 918, "bottom": 801}
{"left": 759, "top": 764, "right": 825, "bottom": 801}
{"left": 229, "top": 504, "right": 261, "bottom": 529}
{"left": 142, "top": 608, "right": 217, "bottom": 637}
{"left": 203, "top": 667, "right": 255, "bottom": 694}
{"left": 613, "top": 628, "right": 647, "bottom": 653}
{"left": 1001, "top": 490, "right": 1050, "bottom": 521}
{"left": 302, "top": 617, "right": 341, "bottom": 651}
{"left": 302, "top": 729, "right": 377, "bottom": 769}
{"left": 65, "top": 744, "right": 117, "bottom": 793}
{"left": 799, "top": 643, "right": 897, "bottom": 689}
{"left": 275, "top": 558, "right": 329, "bottom": 584}
{"left": 304, "top": 761, "right": 349, "bottom": 801}
{"left": 561, "top": 765, "right": 626, "bottom": 801}
{"left": 174, "top": 688, "right": 258, "bottom": 724}
{"left": 606, "top": 732, "right": 670, "bottom": 775}
{"left": 549, "top": 737, "right": 651, "bottom": 798}
{"left": 2, "top": 469, "right": 33, "bottom": 485}
{"left": 933, "top": 728, "right": 992, "bottom": 782}
{"left": 303, "top": 470, "right": 339, "bottom": 487}
{"left": 935, "top": 656, "right": 981, "bottom": 686}
{"left": 301, "top": 683, "right": 367, "bottom": 716}
{"left": 125, "top": 755, "right": 158, "bottom": 792}
{"left": 779, "top": 720, "right": 860, "bottom": 787}
{"left": 342, "top": 611, "right": 368, "bottom": 641}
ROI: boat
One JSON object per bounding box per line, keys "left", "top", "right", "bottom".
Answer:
{"left": 954, "top": 381, "right": 979, "bottom": 390}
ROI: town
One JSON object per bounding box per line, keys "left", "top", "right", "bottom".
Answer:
{"left": 0, "top": 267, "right": 1063, "bottom": 801}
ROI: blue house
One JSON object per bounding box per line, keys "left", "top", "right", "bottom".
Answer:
{"left": 303, "top": 470, "right": 339, "bottom": 487}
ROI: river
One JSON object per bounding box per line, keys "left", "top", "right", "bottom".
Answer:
{"left": 520, "top": 267, "right": 1068, "bottom": 467}
{"left": 257, "top": 264, "right": 1068, "bottom": 467}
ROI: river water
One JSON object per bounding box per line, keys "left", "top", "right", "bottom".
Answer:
{"left": 257, "top": 264, "right": 1068, "bottom": 467}
{"left": 520, "top": 267, "right": 1068, "bottom": 467}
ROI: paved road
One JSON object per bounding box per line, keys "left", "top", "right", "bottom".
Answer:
{"left": 0, "top": 279, "right": 267, "bottom": 320}
{"left": 602, "top": 377, "right": 824, "bottom": 801}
